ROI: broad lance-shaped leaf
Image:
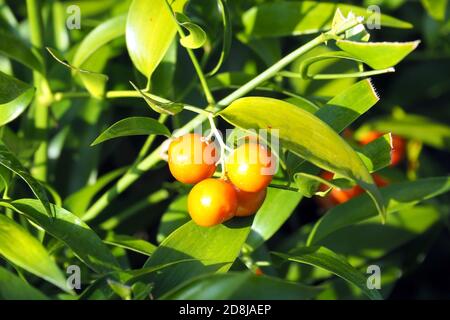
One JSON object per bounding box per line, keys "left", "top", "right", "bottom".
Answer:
{"left": 0, "top": 214, "right": 67, "bottom": 292}
{"left": 336, "top": 40, "right": 420, "bottom": 70}
{"left": 144, "top": 219, "right": 252, "bottom": 296}
{"left": 0, "top": 199, "right": 121, "bottom": 274}
{"left": 0, "top": 266, "right": 49, "bottom": 300}
{"left": 91, "top": 117, "right": 170, "bottom": 146}
{"left": 161, "top": 272, "right": 321, "bottom": 300}
{"left": 274, "top": 247, "right": 382, "bottom": 300}
{"left": 73, "top": 15, "right": 126, "bottom": 68}
{"left": 307, "top": 177, "right": 450, "bottom": 245}
{"left": 0, "top": 29, "right": 44, "bottom": 74}
{"left": 243, "top": 1, "right": 412, "bottom": 38}
{"left": 130, "top": 81, "right": 183, "bottom": 115}
{"left": 46, "top": 47, "right": 108, "bottom": 98}
{"left": 104, "top": 234, "right": 157, "bottom": 256}
{"left": 126, "top": 0, "right": 188, "bottom": 78}
{"left": 0, "top": 71, "right": 35, "bottom": 127}
{"left": 219, "top": 96, "right": 386, "bottom": 220}
{"left": 0, "top": 141, "right": 53, "bottom": 217}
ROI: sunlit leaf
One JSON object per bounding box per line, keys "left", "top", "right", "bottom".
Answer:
{"left": 130, "top": 81, "right": 184, "bottom": 115}
{"left": 104, "top": 234, "right": 157, "bottom": 256}
{"left": 175, "top": 13, "right": 207, "bottom": 49}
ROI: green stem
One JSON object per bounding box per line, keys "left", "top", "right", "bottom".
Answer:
{"left": 84, "top": 26, "right": 357, "bottom": 220}
{"left": 27, "top": 0, "right": 50, "bottom": 182}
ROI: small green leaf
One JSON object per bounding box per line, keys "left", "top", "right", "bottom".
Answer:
{"left": 0, "top": 141, "right": 52, "bottom": 217}
{"left": 161, "top": 272, "right": 321, "bottom": 300}
{"left": 0, "top": 29, "right": 44, "bottom": 73}
{"left": 336, "top": 40, "right": 420, "bottom": 70}
{"left": 126, "top": 0, "right": 188, "bottom": 78}
{"left": 46, "top": 47, "right": 108, "bottom": 98}
{"left": 356, "top": 133, "right": 392, "bottom": 172}
{"left": 274, "top": 247, "right": 383, "bottom": 300}
{"left": 175, "top": 13, "right": 207, "bottom": 49}
{"left": 219, "top": 96, "right": 385, "bottom": 220}
{"left": 0, "top": 71, "right": 35, "bottom": 127}
{"left": 0, "top": 199, "right": 121, "bottom": 274}
{"left": 307, "top": 177, "right": 450, "bottom": 245}
{"left": 206, "top": 0, "right": 232, "bottom": 76}
{"left": 107, "top": 279, "right": 132, "bottom": 300}
{"left": 73, "top": 15, "right": 126, "bottom": 67}
{"left": 91, "top": 117, "right": 170, "bottom": 146}
{"left": 0, "top": 214, "right": 67, "bottom": 292}
{"left": 144, "top": 219, "right": 252, "bottom": 296}
{"left": 104, "top": 234, "right": 157, "bottom": 256}
{"left": 0, "top": 266, "right": 49, "bottom": 300}
{"left": 130, "top": 81, "right": 184, "bottom": 115}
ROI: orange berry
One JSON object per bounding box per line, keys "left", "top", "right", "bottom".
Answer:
{"left": 226, "top": 143, "right": 275, "bottom": 192}
{"left": 235, "top": 188, "right": 267, "bottom": 217}
{"left": 168, "top": 133, "right": 217, "bottom": 184}
{"left": 187, "top": 178, "right": 237, "bottom": 227}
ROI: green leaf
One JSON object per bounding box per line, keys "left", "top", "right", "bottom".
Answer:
{"left": 246, "top": 188, "right": 302, "bottom": 250}
{"left": 206, "top": 0, "right": 232, "bottom": 76}
{"left": 274, "top": 247, "right": 382, "bottom": 300}
{"left": 161, "top": 272, "right": 321, "bottom": 300}
{"left": 107, "top": 279, "right": 132, "bottom": 300}
{"left": 91, "top": 117, "right": 170, "bottom": 146}
{"left": 0, "top": 214, "right": 67, "bottom": 291}
{"left": 143, "top": 219, "right": 252, "bottom": 297}
{"left": 157, "top": 195, "right": 190, "bottom": 243}
{"left": 130, "top": 81, "right": 184, "bottom": 115}
{"left": 46, "top": 47, "right": 108, "bottom": 98}
{"left": 73, "top": 15, "right": 126, "bottom": 67}
{"left": 219, "top": 96, "right": 385, "bottom": 221}
{"left": 126, "top": 0, "right": 187, "bottom": 78}
{"left": 0, "top": 29, "right": 44, "bottom": 73}
{"left": 421, "top": 0, "right": 448, "bottom": 21}
{"left": 0, "top": 199, "right": 121, "bottom": 274}
{"left": 356, "top": 134, "right": 392, "bottom": 172}
{"left": 356, "top": 114, "right": 450, "bottom": 151}
{"left": 104, "top": 234, "right": 157, "bottom": 256}
{"left": 308, "top": 177, "right": 450, "bottom": 245}
{"left": 175, "top": 13, "right": 207, "bottom": 49}
{"left": 0, "top": 71, "right": 35, "bottom": 127}
{"left": 0, "top": 266, "right": 49, "bottom": 300}
{"left": 64, "top": 167, "right": 128, "bottom": 217}
{"left": 336, "top": 40, "right": 420, "bottom": 70}
{"left": 243, "top": 1, "right": 412, "bottom": 38}
{"left": 0, "top": 141, "right": 53, "bottom": 217}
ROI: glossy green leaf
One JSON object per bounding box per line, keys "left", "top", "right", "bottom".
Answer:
{"left": 126, "top": 0, "right": 187, "bottom": 78}
{"left": 73, "top": 15, "right": 126, "bottom": 67}
{"left": 243, "top": 1, "right": 412, "bottom": 38}
{"left": 0, "top": 29, "right": 44, "bottom": 73}
{"left": 206, "top": 0, "right": 232, "bottom": 75}
{"left": 0, "top": 266, "right": 49, "bottom": 300}
{"left": 274, "top": 247, "right": 382, "bottom": 300}
{"left": 336, "top": 40, "right": 420, "bottom": 70}
{"left": 107, "top": 279, "right": 132, "bottom": 300}
{"left": 64, "top": 167, "right": 128, "bottom": 217}
{"left": 91, "top": 117, "right": 170, "bottom": 146}
{"left": 308, "top": 177, "right": 450, "bottom": 245}
{"left": 0, "top": 199, "right": 121, "bottom": 274}
{"left": 162, "top": 272, "right": 321, "bottom": 300}
{"left": 47, "top": 47, "right": 108, "bottom": 98}
{"left": 175, "top": 13, "right": 207, "bottom": 49}
{"left": 0, "top": 214, "right": 67, "bottom": 291}
{"left": 144, "top": 219, "right": 252, "bottom": 296}
{"left": 130, "top": 81, "right": 184, "bottom": 115}
{"left": 219, "top": 96, "right": 385, "bottom": 220}
{"left": 0, "top": 141, "right": 52, "bottom": 217}
{"left": 0, "top": 71, "right": 35, "bottom": 127}
{"left": 356, "top": 114, "right": 450, "bottom": 151}
{"left": 104, "top": 234, "right": 157, "bottom": 256}
{"left": 246, "top": 188, "right": 302, "bottom": 250}
{"left": 356, "top": 134, "right": 392, "bottom": 172}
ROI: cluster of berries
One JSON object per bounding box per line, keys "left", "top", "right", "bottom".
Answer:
{"left": 167, "top": 134, "right": 274, "bottom": 227}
